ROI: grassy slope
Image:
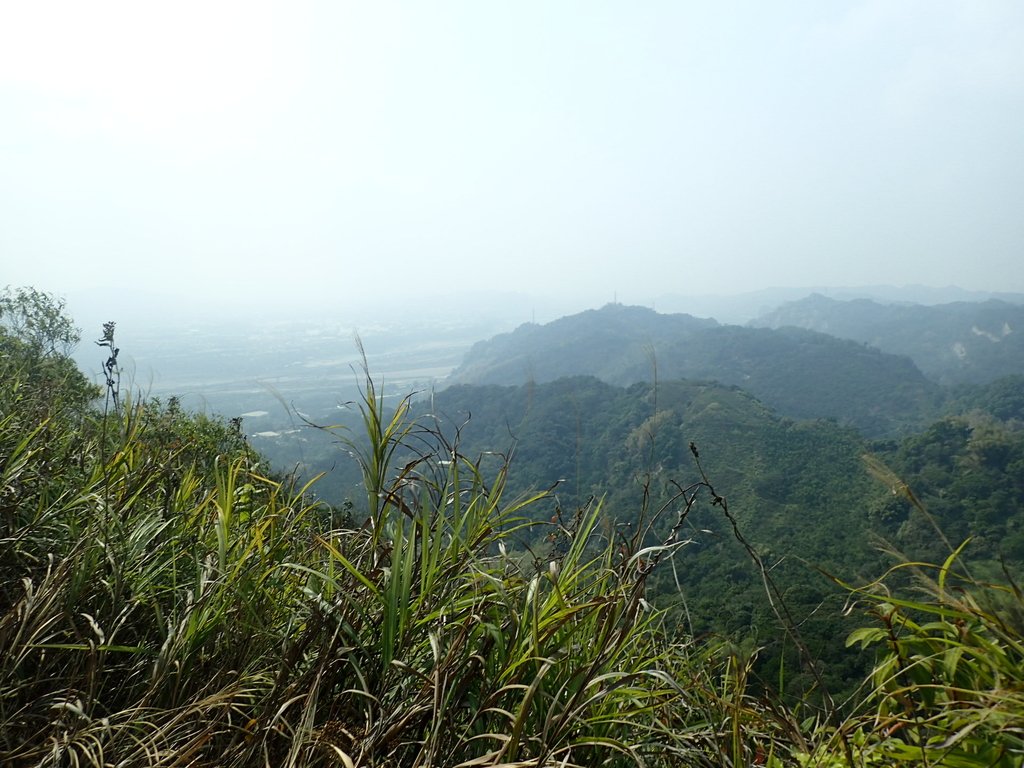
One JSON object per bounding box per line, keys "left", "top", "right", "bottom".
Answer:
{"left": 3, "top": 291, "right": 1023, "bottom": 767}
{"left": 2, "top": 324, "right": 797, "bottom": 766}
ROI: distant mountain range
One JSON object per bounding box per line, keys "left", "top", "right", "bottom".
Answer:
{"left": 653, "top": 285, "right": 1024, "bottom": 325}
{"left": 750, "top": 294, "right": 1024, "bottom": 385}
{"left": 445, "top": 303, "right": 943, "bottom": 436}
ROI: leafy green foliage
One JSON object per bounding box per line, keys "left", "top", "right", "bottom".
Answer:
{"left": 0, "top": 286, "right": 82, "bottom": 358}
{"left": 422, "top": 377, "right": 888, "bottom": 702}
{"left": 876, "top": 414, "right": 1024, "bottom": 563}
{"left": 814, "top": 545, "right": 1024, "bottom": 766}
{"left": 412, "top": 372, "right": 1024, "bottom": 709}
{"left": 0, "top": 286, "right": 100, "bottom": 424}
{"left": 951, "top": 374, "right": 1024, "bottom": 423}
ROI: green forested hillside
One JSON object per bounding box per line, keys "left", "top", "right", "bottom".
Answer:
{"left": 429, "top": 374, "right": 1024, "bottom": 565}
{"left": 752, "top": 294, "right": 1024, "bottom": 385}
{"left": 422, "top": 375, "right": 1024, "bottom": 699}
{"left": 4, "top": 288, "right": 1024, "bottom": 767}
{"left": 446, "top": 303, "right": 942, "bottom": 436}
{"left": 952, "top": 373, "right": 1024, "bottom": 422}
{"left": 5, "top": 289, "right": 790, "bottom": 765}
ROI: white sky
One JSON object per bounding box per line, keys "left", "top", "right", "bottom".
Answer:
{"left": 2, "top": 1, "right": 1023, "bottom": 319}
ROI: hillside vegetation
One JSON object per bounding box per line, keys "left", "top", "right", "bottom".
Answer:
{"left": 3, "top": 288, "right": 1024, "bottom": 766}
{"left": 752, "top": 294, "right": 1024, "bottom": 385}
{"left": 423, "top": 374, "right": 1024, "bottom": 698}
{"left": 446, "top": 303, "right": 943, "bottom": 437}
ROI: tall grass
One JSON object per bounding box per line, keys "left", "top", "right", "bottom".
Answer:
{"left": 0, "top": 382, "right": 313, "bottom": 765}
{"left": 8, "top": 309, "right": 1021, "bottom": 766}
{"left": 794, "top": 464, "right": 1024, "bottom": 767}
{"left": 2, "top": 340, "right": 784, "bottom": 766}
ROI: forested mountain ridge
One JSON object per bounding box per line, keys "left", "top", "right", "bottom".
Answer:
{"left": 450, "top": 303, "right": 717, "bottom": 385}
{"left": 446, "top": 303, "right": 943, "bottom": 437}
{"left": 752, "top": 294, "right": 1024, "bottom": 385}
{"left": 422, "top": 374, "right": 1024, "bottom": 693}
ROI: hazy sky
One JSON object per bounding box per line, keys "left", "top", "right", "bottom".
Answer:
{"left": 2, "top": 1, "right": 1023, "bottom": 319}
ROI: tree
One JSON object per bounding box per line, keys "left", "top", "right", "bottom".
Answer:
{"left": 0, "top": 286, "right": 81, "bottom": 358}
{"left": 0, "top": 286, "right": 98, "bottom": 419}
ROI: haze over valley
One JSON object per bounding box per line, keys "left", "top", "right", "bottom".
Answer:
{"left": 66, "top": 285, "right": 1023, "bottom": 450}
